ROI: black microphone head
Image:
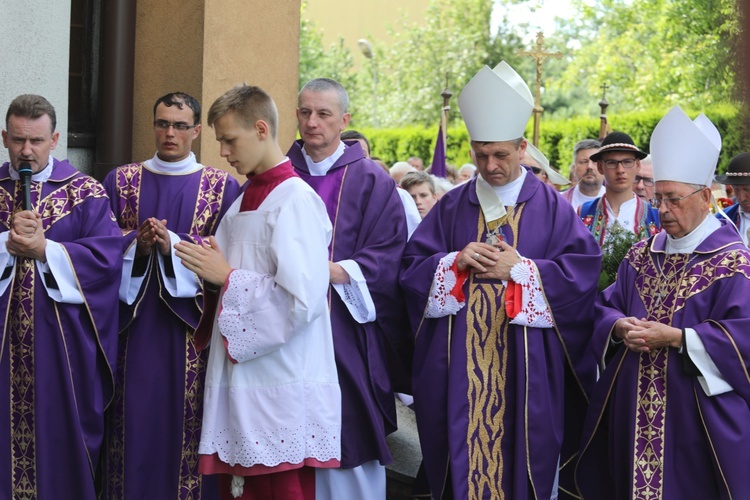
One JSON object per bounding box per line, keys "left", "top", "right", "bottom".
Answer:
{"left": 18, "top": 162, "right": 33, "bottom": 179}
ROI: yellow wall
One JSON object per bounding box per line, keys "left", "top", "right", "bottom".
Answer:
{"left": 304, "top": 0, "right": 429, "bottom": 67}
{"left": 133, "top": 0, "right": 300, "bottom": 179}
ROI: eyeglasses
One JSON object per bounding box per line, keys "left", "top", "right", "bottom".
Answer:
{"left": 602, "top": 159, "right": 637, "bottom": 169}
{"left": 530, "top": 167, "right": 542, "bottom": 174}
{"left": 154, "top": 120, "right": 197, "bottom": 132}
{"left": 634, "top": 175, "right": 655, "bottom": 187}
{"left": 649, "top": 188, "right": 704, "bottom": 209}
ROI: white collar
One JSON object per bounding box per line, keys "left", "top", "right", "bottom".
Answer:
{"left": 9, "top": 159, "right": 54, "bottom": 183}
{"left": 665, "top": 214, "right": 720, "bottom": 254}
{"left": 475, "top": 167, "right": 526, "bottom": 224}
{"left": 144, "top": 152, "right": 202, "bottom": 174}
{"left": 301, "top": 142, "right": 346, "bottom": 176}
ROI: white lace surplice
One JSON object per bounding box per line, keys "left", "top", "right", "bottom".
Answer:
{"left": 198, "top": 178, "right": 341, "bottom": 469}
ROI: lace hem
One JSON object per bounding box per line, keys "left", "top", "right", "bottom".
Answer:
{"left": 426, "top": 252, "right": 465, "bottom": 318}
{"left": 332, "top": 259, "right": 375, "bottom": 323}
{"left": 509, "top": 258, "right": 554, "bottom": 328}
{"left": 199, "top": 421, "right": 341, "bottom": 469}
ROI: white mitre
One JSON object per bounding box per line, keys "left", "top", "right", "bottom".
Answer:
{"left": 524, "top": 141, "right": 569, "bottom": 185}
{"left": 650, "top": 105, "right": 722, "bottom": 187}
{"left": 458, "top": 61, "right": 533, "bottom": 142}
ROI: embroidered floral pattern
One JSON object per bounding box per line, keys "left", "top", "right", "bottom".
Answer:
{"left": 426, "top": 251, "right": 465, "bottom": 318}
{"left": 508, "top": 258, "right": 553, "bottom": 327}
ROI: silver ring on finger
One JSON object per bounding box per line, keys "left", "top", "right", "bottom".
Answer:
{"left": 473, "top": 252, "right": 480, "bottom": 261}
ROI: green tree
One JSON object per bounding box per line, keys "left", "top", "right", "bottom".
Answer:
{"left": 549, "top": 0, "right": 740, "bottom": 115}
{"left": 353, "top": 0, "right": 528, "bottom": 128}
{"left": 298, "top": 3, "right": 355, "bottom": 102}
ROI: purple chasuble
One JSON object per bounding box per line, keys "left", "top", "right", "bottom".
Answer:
{"left": 576, "top": 222, "right": 750, "bottom": 499}
{"left": 101, "top": 163, "right": 240, "bottom": 499}
{"left": 0, "top": 160, "right": 123, "bottom": 499}
{"left": 400, "top": 175, "right": 601, "bottom": 499}
{"left": 287, "top": 140, "right": 410, "bottom": 468}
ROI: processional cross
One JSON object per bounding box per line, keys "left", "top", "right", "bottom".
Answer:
{"left": 599, "top": 83, "right": 611, "bottom": 140}
{"left": 517, "top": 32, "right": 562, "bottom": 146}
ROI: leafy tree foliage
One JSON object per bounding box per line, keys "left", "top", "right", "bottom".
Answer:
{"left": 299, "top": 0, "right": 741, "bottom": 131}
{"left": 298, "top": 3, "right": 355, "bottom": 103}
{"left": 365, "top": 0, "right": 527, "bottom": 128}
{"left": 550, "top": 0, "right": 740, "bottom": 117}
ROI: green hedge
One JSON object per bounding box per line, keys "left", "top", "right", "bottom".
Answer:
{"left": 356, "top": 104, "right": 750, "bottom": 178}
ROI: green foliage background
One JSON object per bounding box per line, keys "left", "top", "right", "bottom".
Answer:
{"left": 300, "top": 0, "right": 743, "bottom": 130}
{"left": 358, "top": 104, "right": 750, "bottom": 176}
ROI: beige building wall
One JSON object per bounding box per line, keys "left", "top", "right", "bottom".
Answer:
{"left": 305, "top": 0, "right": 429, "bottom": 67}
{"left": 132, "top": 0, "right": 300, "bottom": 179}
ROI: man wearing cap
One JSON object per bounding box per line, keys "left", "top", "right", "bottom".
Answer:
{"left": 561, "top": 139, "right": 604, "bottom": 211}
{"left": 400, "top": 62, "right": 601, "bottom": 499}
{"left": 715, "top": 152, "right": 750, "bottom": 246}
{"left": 579, "top": 132, "right": 660, "bottom": 246}
{"left": 576, "top": 106, "right": 750, "bottom": 498}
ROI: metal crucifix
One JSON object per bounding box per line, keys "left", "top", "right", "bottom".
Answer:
{"left": 518, "top": 31, "right": 562, "bottom": 146}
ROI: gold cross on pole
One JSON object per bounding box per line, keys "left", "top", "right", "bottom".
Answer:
{"left": 518, "top": 31, "right": 562, "bottom": 146}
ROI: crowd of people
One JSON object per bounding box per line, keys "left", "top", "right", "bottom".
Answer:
{"left": 1, "top": 57, "right": 749, "bottom": 500}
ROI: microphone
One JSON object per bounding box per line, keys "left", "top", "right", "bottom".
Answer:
{"left": 18, "top": 162, "right": 33, "bottom": 211}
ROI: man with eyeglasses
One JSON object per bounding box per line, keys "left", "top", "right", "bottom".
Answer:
{"left": 577, "top": 106, "right": 750, "bottom": 499}
{"left": 101, "top": 92, "right": 241, "bottom": 499}
{"left": 715, "top": 152, "right": 750, "bottom": 246}
{"left": 579, "top": 132, "right": 659, "bottom": 246}
{"left": 633, "top": 153, "right": 655, "bottom": 201}
{"left": 561, "top": 138, "right": 603, "bottom": 211}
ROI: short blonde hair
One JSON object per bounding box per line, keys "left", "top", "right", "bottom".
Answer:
{"left": 208, "top": 84, "right": 278, "bottom": 139}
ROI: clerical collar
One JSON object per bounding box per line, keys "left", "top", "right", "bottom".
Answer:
{"left": 301, "top": 142, "right": 346, "bottom": 176}
{"left": 665, "top": 214, "right": 720, "bottom": 254}
{"left": 9, "top": 159, "right": 53, "bottom": 183}
{"left": 145, "top": 151, "right": 202, "bottom": 174}
{"left": 475, "top": 167, "right": 526, "bottom": 225}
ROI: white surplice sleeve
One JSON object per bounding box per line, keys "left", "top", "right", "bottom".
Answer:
{"left": 217, "top": 191, "right": 332, "bottom": 363}
{"left": 0, "top": 233, "right": 13, "bottom": 296}
{"left": 685, "top": 327, "right": 733, "bottom": 396}
{"left": 159, "top": 230, "right": 201, "bottom": 298}
{"left": 331, "top": 260, "right": 376, "bottom": 323}
{"left": 119, "top": 241, "right": 148, "bottom": 304}
{"left": 39, "top": 240, "right": 84, "bottom": 304}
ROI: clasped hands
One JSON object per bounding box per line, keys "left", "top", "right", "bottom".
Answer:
{"left": 613, "top": 317, "right": 682, "bottom": 353}
{"left": 136, "top": 217, "right": 171, "bottom": 257}
{"left": 174, "top": 236, "right": 232, "bottom": 287}
{"left": 457, "top": 240, "right": 520, "bottom": 281}
{"left": 7, "top": 210, "right": 46, "bottom": 261}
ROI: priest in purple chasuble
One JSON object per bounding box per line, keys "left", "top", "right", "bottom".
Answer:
{"left": 0, "top": 94, "right": 122, "bottom": 498}
{"left": 576, "top": 106, "right": 750, "bottom": 499}
{"left": 287, "top": 78, "right": 409, "bottom": 496}
{"left": 100, "top": 93, "right": 240, "bottom": 499}
{"left": 399, "top": 63, "right": 601, "bottom": 499}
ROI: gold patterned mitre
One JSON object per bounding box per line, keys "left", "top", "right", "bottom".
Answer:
{"left": 458, "top": 61, "right": 533, "bottom": 142}
{"left": 650, "top": 105, "right": 722, "bottom": 187}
